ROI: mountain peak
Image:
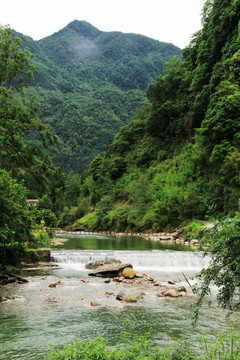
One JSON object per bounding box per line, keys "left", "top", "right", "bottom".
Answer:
{"left": 66, "top": 20, "right": 101, "bottom": 39}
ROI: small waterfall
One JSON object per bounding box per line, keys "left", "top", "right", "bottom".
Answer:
{"left": 51, "top": 249, "right": 210, "bottom": 272}
{"left": 51, "top": 250, "right": 115, "bottom": 267}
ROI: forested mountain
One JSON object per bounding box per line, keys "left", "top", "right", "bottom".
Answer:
{"left": 15, "top": 21, "right": 181, "bottom": 172}
{"left": 66, "top": 0, "right": 240, "bottom": 231}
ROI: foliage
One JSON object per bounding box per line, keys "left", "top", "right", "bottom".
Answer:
{"left": 13, "top": 21, "right": 181, "bottom": 172}
{"left": 57, "top": 207, "right": 78, "bottom": 228}
{"left": 195, "top": 215, "right": 240, "bottom": 317}
{"left": 0, "top": 28, "right": 56, "bottom": 265}
{"left": 199, "top": 321, "right": 240, "bottom": 360}
{"left": 178, "top": 221, "right": 209, "bottom": 243}
{"left": 0, "top": 170, "right": 30, "bottom": 267}
{"left": 0, "top": 26, "right": 56, "bottom": 180}
{"left": 46, "top": 327, "right": 193, "bottom": 360}
{"left": 70, "top": 0, "right": 240, "bottom": 233}
{"left": 32, "top": 232, "right": 51, "bottom": 248}
{"left": 45, "top": 321, "right": 240, "bottom": 359}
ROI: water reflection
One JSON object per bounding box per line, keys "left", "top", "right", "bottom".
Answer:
{"left": 53, "top": 234, "right": 194, "bottom": 251}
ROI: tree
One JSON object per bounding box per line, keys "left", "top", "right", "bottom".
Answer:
{"left": 0, "top": 27, "right": 56, "bottom": 266}
{"left": 0, "top": 170, "right": 31, "bottom": 268}
{"left": 0, "top": 26, "right": 56, "bottom": 178}
{"left": 195, "top": 215, "right": 240, "bottom": 319}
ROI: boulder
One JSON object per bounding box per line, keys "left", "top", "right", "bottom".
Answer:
{"left": 81, "top": 279, "right": 90, "bottom": 283}
{"left": 88, "top": 263, "right": 132, "bottom": 278}
{"left": 90, "top": 301, "right": 101, "bottom": 306}
{"left": 102, "top": 291, "right": 114, "bottom": 295}
{"left": 116, "top": 291, "right": 125, "bottom": 301}
{"left": 48, "top": 280, "right": 62, "bottom": 288}
{"left": 147, "top": 275, "right": 154, "bottom": 281}
{"left": 0, "top": 272, "right": 28, "bottom": 285}
{"left": 163, "top": 289, "right": 179, "bottom": 298}
{"left": 122, "top": 267, "right": 136, "bottom": 279}
{"left": 135, "top": 272, "right": 144, "bottom": 278}
{"left": 12, "top": 274, "right": 28, "bottom": 283}
{"left": 85, "top": 259, "right": 121, "bottom": 269}
{"left": 122, "top": 294, "right": 137, "bottom": 303}
{"left": 48, "top": 283, "right": 57, "bottom": 288}
{"left": 177, "top": 286, "right": 187, "bottom": 293}
{"left": 123, "top": 292, "right": 144, "bottom": 303}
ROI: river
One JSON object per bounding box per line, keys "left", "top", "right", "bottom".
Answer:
{"left": 0, "top": 234, "right": 237, "bottom": 359}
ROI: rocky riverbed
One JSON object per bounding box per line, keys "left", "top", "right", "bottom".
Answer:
{"left": 0, "top": 258, "right": 194, "bottom": 307}
{"left": 40, "top": 259, "right": 192, "bottom": 308}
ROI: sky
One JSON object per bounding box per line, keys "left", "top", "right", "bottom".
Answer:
{"left": 1, "top": 0, "right": 206, "bottom": 49}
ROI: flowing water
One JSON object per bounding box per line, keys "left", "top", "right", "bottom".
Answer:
{"left": 0, "top": 234, "right": 237, "bottom": 359}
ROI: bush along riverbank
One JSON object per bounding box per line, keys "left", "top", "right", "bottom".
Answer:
{"left": 46, "top": 320, "right": 240, "bottom": 360}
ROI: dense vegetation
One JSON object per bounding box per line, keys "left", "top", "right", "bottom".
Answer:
{"left": 68, "top": 0, "right": 240, "bottom": 233}
{"left": 15, "top": 21, "right": 181, "bottom": 172}
{"left": 0, "top": 26, "right": 58, "bottom": 268}
{"left": 1, "top": 0, "right": 240, "bottom": 316}
{"left": 46, "top": 323, "right": 240, "bottom": 359}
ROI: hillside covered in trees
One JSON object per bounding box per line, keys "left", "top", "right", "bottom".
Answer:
{"left": 64, "top": 0, "right": 240, "bottom": 232}
{"left": 2, "top": 0, "right": 240, "bottom": 237}
{"left": 15, "top": 21, "right": 181, "bottom": 172}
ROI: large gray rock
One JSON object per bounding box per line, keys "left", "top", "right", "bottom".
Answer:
{"left": 85, "top": 259, "right": 121, "bottom": 269}
{"left": 88, "top": 263, "right": 132, "bottom": 277}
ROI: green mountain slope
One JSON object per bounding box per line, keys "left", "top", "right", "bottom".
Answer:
{"left": 15, "top": 21, "right": 181, "bottom": 172}
{"left": 70, "top": 0, "right": 240, "bottom": 231}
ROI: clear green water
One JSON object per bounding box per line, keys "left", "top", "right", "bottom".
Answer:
{"left": 53, "top": 234, "right": 194, "bottom": 251}
{"left": 0, "top": 235, "right": 238, "bottom": 359}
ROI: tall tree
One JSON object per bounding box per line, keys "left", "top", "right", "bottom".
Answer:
{"left": 0, "top": 27, "right": 56, "bottom": 266}
{"left": 0, "top": 26, "right": 56, "bottom": 179}
{"left": 0, "top": 170, "right": 30, "bottom": 268}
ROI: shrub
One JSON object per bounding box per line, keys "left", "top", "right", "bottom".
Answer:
{"left": 45, "top": 322, "right": 240, "bottom": 360}
{"left": 33, "top": 233, "right": 51, "bottom": 248}
{"left": 195, "top": 215, "right": 240, "bottom": 318}
{"left": 45, "top": 329, "right": 194, "bottom": 360}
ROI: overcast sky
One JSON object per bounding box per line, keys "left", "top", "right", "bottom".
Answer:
{"left": 1, "top": 0, "right": 206, "bottom": 49}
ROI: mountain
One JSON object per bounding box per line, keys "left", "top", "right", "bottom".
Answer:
{"left": 15, "top": 21, "right": 182, "bottom": 172}
{"left": 67, "top": 1, "right": 240, "bottom": 231}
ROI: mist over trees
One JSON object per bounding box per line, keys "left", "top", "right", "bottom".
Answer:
{"left": 69, "top": 0, "right": 240, "bottom": 232}
{"left": 15, "top": 21, "right": 182, "bottom": 172}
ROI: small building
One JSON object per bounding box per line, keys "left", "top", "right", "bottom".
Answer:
{"left": 27, "top": 199, "right": 39, "bottom": 207}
